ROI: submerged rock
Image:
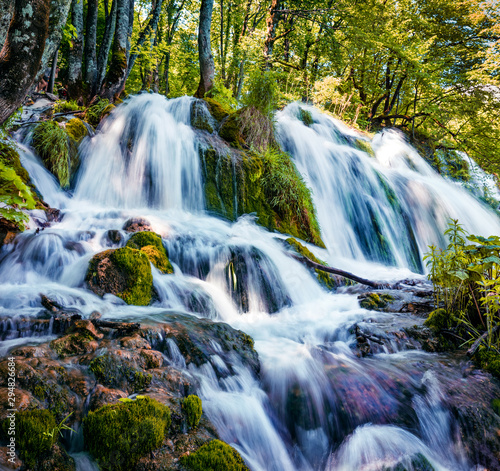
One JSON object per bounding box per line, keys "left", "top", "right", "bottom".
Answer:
{"left": 123, "top": 217, "right": 153, "bottom": 233}
{"left": 85, "top": 247, "right": 154, "bottom": 305}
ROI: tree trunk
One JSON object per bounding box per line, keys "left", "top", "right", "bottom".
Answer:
{"left": 0, "top": 0, "right": 51, "bottom": 125}
{"left": 67, "top": 0, "right": 84, "bottom": 99}
{"left": 35, "top": 0, "right": 72, "bottom": 84}
{"left": 0, "top": 1, "right": 14, "bottom": 48}
{"left": 263, "top": 0, "right": 279, "bottom": 69}
{"left": 94, "top": 0, "right": 117, "bottom": 96}
{"left": 164, "top": 50, "right": 171, "bottom": 95}
{"left": 84, "top": 0, "right": 98, "bottom": 91}
{"left": 195, "top": 0, "right": 215, "bottom": 98}
{"left": 48, "top": 47, "right": 59, "bottom": 94}
{"left": 100, "top": 0, "right": 130, "bottom": 100}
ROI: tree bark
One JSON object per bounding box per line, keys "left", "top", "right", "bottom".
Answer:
{"left": 84, "top": 0, "right": 98, "bottom": 91}
{"left": 67, "top": 0, "right": 84, "bottom": 98}
{"left": 195, "top": 0, "right": 215, "bottom": 98}
{"left": 0, "top": 1, "right": 14, "bottom": 48}
{"left": 0, "top": 0, "right": 51, "bottom": 125}
{"left": 94, "top": 0, "right": 117, "bottom": 96}
{"left": 100, "top": 0, "right": 130, "bottom": 100}
{"left": 263, "top": 0, "right": 280, "bottom": 69}
{"left": 48, "top": 47, "right": 59, "bottom": 93}
{"left": 35, "top": 0, "right": 72, "bottom": 84}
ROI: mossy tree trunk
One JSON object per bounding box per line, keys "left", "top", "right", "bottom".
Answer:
{"left": 0, "top": 1, "right": 14, "bottom": 48}
{"left": 100, "top": 0, "right": 130, "bottom": 100}
{"left": 67, "top": 0, "right": 84, "bottom": 99}
{"left": 0, "top": 0, "right": 51, "bottom": 125}
{"left": 84, "top": 0, "right": 98, "bottom": 92}
{"left": 194, "top": 0, "right": 215, "bottom": 98}
{"left": 34, "top": 0, "right": 72, "bottom": 85}
{"left": 93, "top": 0, "right": 117, "bottom": 97}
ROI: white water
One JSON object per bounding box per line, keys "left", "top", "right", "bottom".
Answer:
{"left": 2, "top": 94, "right": 499, "bottom": 470}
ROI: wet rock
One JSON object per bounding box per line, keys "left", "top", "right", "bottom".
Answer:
{"left": 140, "top": 349, "right": 163, "bottom": 369}
{"left": 104, "top": 229, "right": 123, "bottom": 245}
{"left": 50, "top": 333, "right": 99, "bottom": 358}
{"left": 67, "top": 319, "right": 103, "bottom": 340}
{"left": 0, "top": 447, "right": 21, "bottom": 469}
{"left": 88, "top": 384, "right": 128, "bottom": 411}
{"left": 126, "top": 231, "right": 174, "bottom": 274}
{"left": 191, "top": 99, "right": 215, "bottom": 133}
{"left": 358, "top": 292, "right": 395, "bottom": 310}
{"left": 123, "top": 217, "right": 153, "bottom": 233}
{"left": 120, "top": 334, "right": 152, "bottom": 350}
{"left": 36, "top": 444, "right": 76, "bottom": 471}
{"left": 85, "top": 247, "right": 154, "bottom": 305}
{"left": 0, "top": 388, "right": 32, "bottom": 419}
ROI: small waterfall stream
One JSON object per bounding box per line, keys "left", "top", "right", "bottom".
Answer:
{"left": 1, "top": 94, "right": 499, "bottom": 470}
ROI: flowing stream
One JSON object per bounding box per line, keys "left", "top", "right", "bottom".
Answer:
{"left": 2, "top": 93, "right": 500, "bottom": 470}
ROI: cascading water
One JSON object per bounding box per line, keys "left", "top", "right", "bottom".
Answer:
{"left": 1, "top": 94, "right": 499, "bottom": 471}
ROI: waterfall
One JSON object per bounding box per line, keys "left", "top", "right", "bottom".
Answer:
{"left": 2, "top": 94, "right": 499, "bottom": 471}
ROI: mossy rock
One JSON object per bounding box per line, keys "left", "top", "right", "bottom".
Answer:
{"left": 180, "top": 439, "right": 249, "bottom": 471}
{"left": 50, "top": 332, "right": 96, "bottom": 358}
{"left": 204, "top": 97, "right": 230, "bottom": 122}
{"left": 219, "top": 111, "right": 244, "bottom": 147}
{"left": 298, "top": 108, "right": 314, "bottom": 126}
{"left": 83, "top": 396, "right": 171, "bottom": 471}
{"left": 0, "top": 140, "right": 30, "bottom": 184}
{"left": 285, "top": 238, "right": 339, "bottom": 290}
{"left": 389, "top": 452, "right": 435, "bottom": 471}
{"left": 85, "top": 99, "right": 111, "bottom": 127}
{"left": 65, "top": 118, "right": 88, "bottom": 143}
{"left": 125, "top": 231, "right": 173, "bottom": 274}
{"left": 85, "top": 246, "right": 153, "bottom": 305}
{"left": 191, "top": 100, "right": 214, "bottom": 133}
{"left": 492, "top": 398, "right": 500, "bottom": 415}
{"left": 354, "top": 138, "right": 375, "bottom": 157}
{"left": 182, "top": 394, "right": 202, "bottom": 429}
{"left": 423, "top": 308, "right": 451, "bottom": 331}
{"left": 32, "top": 121, "right": 70, "bottom": 187}
{"left": 474, "top": 348, "right": 500, "bottom": 378}
{"left": 359, "top": 292, "right": 395, "bottom": 311}
{"left": 0, "top": 409, "right": 56, "bottom": 468}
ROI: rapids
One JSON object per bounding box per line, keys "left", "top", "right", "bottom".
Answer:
{"left": 1, "top": 93, "right": 500, "bottom": 471}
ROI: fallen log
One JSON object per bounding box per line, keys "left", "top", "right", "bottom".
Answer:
{"left": 466, "top": 325, "right": 500, "bottom": 357}
{"left": 290, "top": 254, "right": 387, "bottom": 289}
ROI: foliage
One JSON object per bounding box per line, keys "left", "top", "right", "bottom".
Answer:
{"left": 207, "top": 80, "right": 238, "bottom": 111}
{"left": 182, "top": 394, "right": 202, "bottom": 429}
{"left": 43, "top": 412, "right": 75, "bottom": 446}
{"left": 126, "top": 231, "right": 174, "bottom": 274}
{"left": 0, "top": 141, "right": 36, "bottom": 229}
{"left": 180, "top": 439, "right": 250, "bottom": 471}
{"left": 54, "top": 100, "right": 82, "bottom": 114}
{"left": 241, "top": 70, "right": 280, "bottom": 118}
{"left": 0, "top": 108, "right": 22, "bottom": 139}
{"left": 424, "top": 219, "right": 500, "bottom": 353}
{"left": 32, "top": 121, "right": 70, "bottom": 188}
{"left": 85, "top": 98, "right": 111, "bottom": 127}
{"left": 0, "top": 409, "right": 56, "bottom": 468}
{"left": 83, "top": 396, "right": 171, "bottom": 471}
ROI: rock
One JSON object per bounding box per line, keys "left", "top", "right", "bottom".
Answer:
{"left": 50, "top": 333, "right": 98, "bottom": 358}
{"left": 0, "top": 218, "right": 20, "bottom": 248}
{"left": 126, "top": 231, "right": 174, "bottom": 274}
{"left": 67, "top": 319, "right": 103, "bottom": 340}
{"left": 204, "top": 97, "right": 230, "bottom": 122}
{"left": 36, "top": 444, "right": 76, "bottom": 471}
{"left": 105, "top": 229, "right": 123, "bottom": 245}
{"left": 358, "top": 292, "right": 395, "bottom": 311}
{"left": 0, "top": 447, "right": 22, "bottom": 469}
{"left": 85, "top": 247, "right": 154, "bottom": 305}
{"left": 0, "top": 388, "right": 32, "bottom": 419}
{"left": 123, "top": 217, "right": 153, "bottom": 233}
{"left": 120, "top": 334, "right": 152, "bottom": 350}
{"left": 88, "top": 385, "right": 128, "bottom": 411}
{"left": 140, "top": 349, "right": 163, "bottom": 369}
{"left": 191, "top": 99, "right": 215, "bottom": 133}
{"left": 45, "top": 92, "right": 58, "bottom": 102}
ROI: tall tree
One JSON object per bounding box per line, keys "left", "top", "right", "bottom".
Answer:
{"left": 67, "top": 0, "right": 84, "bottom": 98}
{"left": 0, "top": 0, "right": 51, "bottom": 125}
{"left": 195, "top": 0, "right": 215, "bottom": 97}
{"left": 84, "top": 0, "right": 99, "bottom": 89}
{"left": 0, "top": 2, "right": 14, "bottom": 48}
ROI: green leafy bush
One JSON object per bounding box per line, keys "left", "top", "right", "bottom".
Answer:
{"left": 182, "top": 394, "right": 202, "bottom": 429}
{"left": 83, "top": 396, "right": 171, "bottom": 471}
{"left": 242, "top": 70, "right": 279, "bottom": 117}
{"left": 32, "top": 121, "right": 70, "bottom": 187}
{"left": 207, "top": 80, "right": 238, "bottom": 111}
{"left": 180, "top": 439, "right": 249, "bottom": 471}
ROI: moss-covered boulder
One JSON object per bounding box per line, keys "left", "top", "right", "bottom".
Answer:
{"left": 32, "top": 121, "right": 70, "bottom": 188}
{"left": 201, "top": 145, "right": 324, "bottom": 247}
{"left": 191, "top": 100, "right": 215, "bottom": 133}
{"left": 65, "top": 118, "right": 88, "bottom": 143}
{"left": 298, "top": 107, "right": 314, "bottom": 126}
{"left": 85, "top": 247, "right": 153, "bottom": 305}
{"left": 85, "top": 98, "right": 114, "bottom": 128}
{"left": 83, "top": 396, "right": 171, "bottom": 471}
{"left": 125, "top": 231, "right": 173, "bottom": 274}
{"left": 474, "top": 348, "right": 500, "bottom": 379}
{"left": 358, "top": 292, "right": 395, "bottom": 311}
{"left": 204, "top": 97, "right": 230, "bottom": 122}
{"left": 180, "top": 439, "right": 249, "bottom": 471}
{"left": 423, "top": 308, "right": 451, "bottom": 331}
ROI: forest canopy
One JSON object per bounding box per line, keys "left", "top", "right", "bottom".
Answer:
{"left": 1, "top": 0, "right": 499, "bottom": 171}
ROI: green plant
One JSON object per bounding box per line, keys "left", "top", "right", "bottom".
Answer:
{"left": 0, "top": 108, "right": 22, "bottom": 139}
{"left": 32, "top": 121, "right": 70, "bottom": 187}
{"left": 85, "top": 99, "right": 112, "bottom": 127}
{"left": 54, "top": 100, "right": 82, "bottom": 114}
{"left": 43, "top": 412, "right": 75, "bottom": 446}
{"left": 83, "top": 396, "right": 171, "bottom": 471}
{"left": 207, "top": 80, "right": 238, "bottom": 111}
{"left": 182, "top": 394, "right": 202, "bottom": 429}
{"left": 241, "top": 70, "right": 280, "bottom": 117}
{"left": 180, "top": 439, "right": 249, "bottom": 471}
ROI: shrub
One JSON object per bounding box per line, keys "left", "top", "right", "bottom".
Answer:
{"left": 85, "top": 98, "right": 112, "bottom": 127}
{"left": 241, "top": 69, "right": 279, "bottom": 117}
{"left": 180, "top": 439, "right": 249, "bottom": 471}
{"left": 182, "top": 394, "right": 202, "bottom": 429}
{"left": 32, "top": 121, "right": 70, "bottom": 187}
{"left": 83, "top": 396, "right": 171, "bottom": 471}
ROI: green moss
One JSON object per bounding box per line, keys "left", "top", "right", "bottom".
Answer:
{"left": 474, "top": 348, "right": 500, "bottom": 378}
{"left": 86, "top": 247, "right": 153, "bottom": 305}
{"left": 0, "top": 140, "right": 30, "bottom": 183}
{"left": 389, "top": 452, "right": 435, "bottom": 471}
{"left": 180, "top": 439, "right": 250, "bottom": 471}
{"left": 298, "top": 108, "right": 314, "bottom": 126}
{"left": 204, "top": 97, "right": 230, "bottom": 122}
{"left": 54, "top": 100, "right": 82, "bottom": 114}
{"left": 285, "top": 238, "right": 338, "bottom": 289}
{"left": 359, "top": 292, "right": 395, "bottom": 310}
{"left": 126, "top": 231, "right": 173, "bottom": 274}
{"left": 219, "top": 112, "right": 244, "bottom": 147}
{"left": 423, "top": 308, "right": 451, "bottom": 331}
{"left": 182, "top": 394, "right": 202, "bottom": 430}
{"left": 354, "top": 138, "right": 375, "bottom": 157}
{"left": 32, "top": 121, "right": 70, "bottom": 188}
{"left": 65, "top": 118, "right": 88, "bottom": 143}
{"left": 85, "top": 98, "right": 111, "bottom": 127}
{"left": 1, "top": 409, "right": 56, "bottom": 468}
{"left": 83, "top": 396, "right": 171, "bottom": 471}
{"left": 492, "top": 398, "right": 500, "bottom": 415}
